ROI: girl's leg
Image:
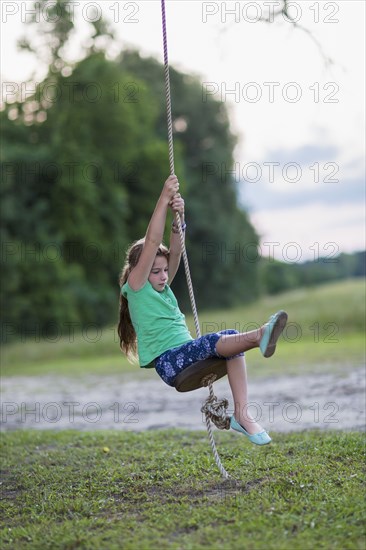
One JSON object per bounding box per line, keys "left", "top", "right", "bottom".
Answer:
{"left": 226, "top": 355, "right": 263, "bottom": 435}
{"left": 216, "top": 327, "right": 264, "bottom": 357}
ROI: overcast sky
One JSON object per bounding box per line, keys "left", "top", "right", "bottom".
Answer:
{"left": 1, "top": 0, "right": 365, "bottom": 261}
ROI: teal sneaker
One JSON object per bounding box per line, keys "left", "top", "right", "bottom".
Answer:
{"left": 230, "top": 416, "right": 272, "bottom": 445}
{"left": 259, "top": 310, "right": 288, "bottom": 358}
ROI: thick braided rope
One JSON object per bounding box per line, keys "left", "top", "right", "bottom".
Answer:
{"left": 161, "top": 0, "right": 229, "bottom": 479}
{"left": 201, "top": 393, "right": 230, "bottom": 431}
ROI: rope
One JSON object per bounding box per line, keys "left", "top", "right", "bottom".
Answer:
{"left": 201, "top": 392, "right": 230, "bottom": 431}
{"left": 160, "top": 0, "right": 230, "bottom": 480}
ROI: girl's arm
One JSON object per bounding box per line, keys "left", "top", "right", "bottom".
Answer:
{"left": 128, "top": 175, "right": 179, "bottom": 291}
{"left": 168, "top": 194, "right": 185, "bottom": 285}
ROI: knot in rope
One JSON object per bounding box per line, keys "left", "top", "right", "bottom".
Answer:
{"left": 201, "top": 394, "right": 230, "bottom": 431}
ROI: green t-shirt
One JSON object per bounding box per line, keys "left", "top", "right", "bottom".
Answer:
{"left": 121, "top": 280, "right": 193, "bottom": 367}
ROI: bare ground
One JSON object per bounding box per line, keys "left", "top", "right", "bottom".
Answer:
{"left": 1, "top": 366, "right": 365, "bottom": 433}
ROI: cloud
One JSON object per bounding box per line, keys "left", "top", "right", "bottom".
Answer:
{"left": 239, "top": 142, "right": 365, "bottom": 260}
{"left": 250, "top": 202, "right": 366, "bottom": 262}
{"left": 239, "top": 143, "right": 365, "bottom": 212}
{"left": 241, "top": 175, "right": 365, "bottom": 211}
{"left": 266, "top": 144, "right": 339, "bottom": 166}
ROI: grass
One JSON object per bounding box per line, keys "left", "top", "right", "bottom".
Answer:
{"left": 2, "top": 279, "right": 365, "bottom": 378}
{"left": 1, "top": 280, "right": 365, "bottom": 548}
{"left": 1, "top": 429, "right": 365, "bottom": 549}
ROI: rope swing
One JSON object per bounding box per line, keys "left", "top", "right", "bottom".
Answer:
{"left": 160, "top": 0, "right": 230, "bottom": 480}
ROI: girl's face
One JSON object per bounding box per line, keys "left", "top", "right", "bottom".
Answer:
{"left": 148, "top": 255, "right": 169, "bottom": 292}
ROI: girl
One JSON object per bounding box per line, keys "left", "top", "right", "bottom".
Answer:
{"left": 118, "top": 175, "right": 288, "bottom": 445}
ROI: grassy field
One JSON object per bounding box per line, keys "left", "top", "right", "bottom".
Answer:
{"left": 1, "top": 429, "right": 365, "bottom": 549}
{"left": 2, "top": 279, "right": 365, "bottom": 378}
{"left": 1, "top": 279, "right": 365, "bottom": 549}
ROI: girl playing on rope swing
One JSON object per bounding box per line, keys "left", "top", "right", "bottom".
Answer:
{"left": 118, "top": 175, "right": 288, "bottom": 445}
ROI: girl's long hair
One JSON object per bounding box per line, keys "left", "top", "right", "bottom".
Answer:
{"left": 118, "top": 238, "right": 169, "bottom": 361}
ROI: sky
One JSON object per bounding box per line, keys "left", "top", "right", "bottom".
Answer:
{"left": 1, "top": 0, "right": 365, "bottom": 261}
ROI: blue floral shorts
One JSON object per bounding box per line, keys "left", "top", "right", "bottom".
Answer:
{"left": 154, "top": 329, "right": 244, "bottom": 387}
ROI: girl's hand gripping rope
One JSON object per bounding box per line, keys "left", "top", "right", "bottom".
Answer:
{"left": 169, "top": 193, "right": 185, "bottom": 216}
{"left": 162, "top": 174, "right": 179, "bottom": 205}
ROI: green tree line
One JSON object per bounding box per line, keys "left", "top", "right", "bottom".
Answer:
{"left": 260, "top": 251, "right": 365, "bottom": 295}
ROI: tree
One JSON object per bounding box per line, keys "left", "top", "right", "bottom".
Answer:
{"left": 1, "top": 0, "right": 261, "bottom": 340}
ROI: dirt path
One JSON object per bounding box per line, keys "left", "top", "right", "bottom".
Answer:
{"left": 1, "top": 367, "right": 365, "bottom": 433}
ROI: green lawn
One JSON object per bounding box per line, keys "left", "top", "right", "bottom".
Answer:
{"left": 2, "top": 279, "right": 365, "bottom": 378}
{"left": 1, "top": 429, "right": 365, "bottom": 549}
{"left": 1, "top": 279, "right": 365, "bottom": 549}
